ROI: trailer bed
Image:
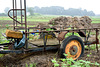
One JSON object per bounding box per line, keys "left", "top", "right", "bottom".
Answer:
{"left": 28, "top": 38, "right": 60, "bottom": 46}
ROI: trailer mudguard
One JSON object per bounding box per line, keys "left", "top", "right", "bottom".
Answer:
{"left": 57, "top": 32, "right": 68, "bottom": 41}
{"left": 14, "top": 34, "right": 26, "bottom": 49}
{"left": 57, "top": 31, "right": 86, "bottom": 41}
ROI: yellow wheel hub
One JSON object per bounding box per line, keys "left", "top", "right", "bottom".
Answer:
{"left": 65, "top": 40, "right": 82, "bottom": 60}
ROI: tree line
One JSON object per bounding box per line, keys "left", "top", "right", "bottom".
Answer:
{"left": 0, "top": 6, "right": 95, "bottom": 16}
{"left": 33, "top": 6, "right": 95, "bottom": 16}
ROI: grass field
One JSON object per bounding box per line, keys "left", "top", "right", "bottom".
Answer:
{"left": 0, "top": 15, "right": 100, "bottom": 23}
{"left": 0, "top": 15, "right": 58, "bottom": 22}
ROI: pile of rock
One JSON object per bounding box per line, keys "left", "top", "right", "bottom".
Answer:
{"left": 49, "top": 16, "right": 93, "bottom": 29}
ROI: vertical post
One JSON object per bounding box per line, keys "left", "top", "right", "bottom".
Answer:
{"left": 72, "top": 27, "right": 74, "bottom": 35}
{"left": 28, "top": 29, "right": 29, "bottom": 40}
{"left": 24, "top": 0, "right": 28, "bottom": 49}
{"left": 96, "top": 29, "right": 99, "bottom": 52}
{"left": 43, "top": 33, "right": 47, "bottom": 51}
{"left": 15, "top": 0, "right": 17, "bottom": 26}
{"left": 87, "top": 30, "right": 90, "bottom": 50}
{"left": 20, "top": 0, "right": 23, "bottom": 26}
{"left": 84, "top": 29, "right": 86, "bottom": 44}
{"left": 13, "top": 0, "right": 15, "bottom": 30}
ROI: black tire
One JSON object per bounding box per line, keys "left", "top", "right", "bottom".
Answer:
{"left": 59, "top": 35, "right": 84, "bottom": 60}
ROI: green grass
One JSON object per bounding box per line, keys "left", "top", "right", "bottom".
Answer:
{"left": 0, "top": 15, "right": 99, "bottom": 23}
{"left": 0, "top": 27, "right": 11, "bottom": 57}
{"left": 0, "top": 15, "right": 58, "bottom": 22}
{"left": 26, "top": 15, "right": 58, "bottom": 22}
{"left": 0, "top": 27, "right": 9, "bottom": 44}
{"left": 0, "top": 16, "right": 13, "bottom": 20}
{"left": 90, "top": 16, "right": 100, "bottom": 23}
{"left": 52, "top": 53, "right": 100, "bottom": 67}
{"left": 92, "top": 21, "right": 100, "bottom": 23}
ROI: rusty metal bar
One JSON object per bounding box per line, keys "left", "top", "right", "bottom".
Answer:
{"left": 13, "top": 0, "right": 15, "bottom": 30}
{"left": 96, "top": 29, "right": 99, "bottom": 52}
{"left": 15, "top": 0, "right": 17, "bottom": 26}
{"left": 26, "top": 28, "right": 100, "bottom": 34}
{"left": 84, "top": 41, "right": 97, "bottom": 45}
{"left": 24, "top": 0, "right": 28, "bottom": 49}
{"left": 84, "top": 29, "right": 86, "bottom": 45}
{"left": 43, "top": 33, "right": 47, "bottom": 51}
{"left": 13, "top": 26, "right": 100, "bottom": 31}
{"left": 9, "top": 9, "right": 25, "bottom": 10}
{"left": 0, "top": 46, "right": 59, "bottom": 54}
{"left": 8, "top": 9, "right": 25, "bottom": 24}
{"left": 20, "top": 0, "right": 23, "bottom": 26}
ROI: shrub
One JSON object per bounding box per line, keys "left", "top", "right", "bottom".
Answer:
{"left": 51, "top": 53, "right": 100, "bottom": 67}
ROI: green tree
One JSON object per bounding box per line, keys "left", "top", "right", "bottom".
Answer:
{"left": 27, "top": 7, "right": 34, "bottom": 16}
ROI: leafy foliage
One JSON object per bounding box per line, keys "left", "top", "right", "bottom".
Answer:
{"left": 34, "top": 6, "right": 95, "bottom": 16}
{"left": 51, "top": 53, "right": 100, "bottom": 67}
{"left": 0, "top": 26, "right": 9, "bottom": 44}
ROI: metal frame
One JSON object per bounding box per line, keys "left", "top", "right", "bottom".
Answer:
{"left": 0, "top": 0, "right": 100, "bottom": 54}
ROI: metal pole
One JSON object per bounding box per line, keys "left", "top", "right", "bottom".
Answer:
{"left": 13, "top": 0, "right": 15, "bottom": 30}
{"left": 15, "top": 0, "right": 17, "bottom": 26}
{"left": 96, "top": 29, "right": 99, "bottom": 52}
{"left": 24, "top": 0, "right": 28, "bottom": 49}
{"left": 43, "top": 33, "right": 47, "bottom": 51}
{"left": 20, "top": 0, "right": 23, "bottom": 26}
{"left": 84, "top": 29, "right": 86, "bottom": 44}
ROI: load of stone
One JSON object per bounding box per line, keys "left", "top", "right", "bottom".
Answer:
{"left": 48, "top": 16, "right": 93, "bottom": 29}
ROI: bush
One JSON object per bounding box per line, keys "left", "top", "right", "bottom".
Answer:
{"left": 51, "top": 53, "right": 100, "bottom": 67}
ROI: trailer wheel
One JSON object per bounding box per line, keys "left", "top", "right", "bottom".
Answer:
{"left": 60, "top": 35, "right": 84, "bottom": 60}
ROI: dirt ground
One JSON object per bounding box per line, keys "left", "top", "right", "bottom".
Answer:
{"left": 0, "top": 50, "right": 57, "bottom": 67}
{"left": 79, "top": 49, "right": 100, "bottom": 63}
{"left": 0, "top": 21, "right": 100, "bottom": 67}
{"left": 0, "top": 48, "right": 100, "bottom": 67}
{"left": 0, "top": 20, "right": 100, "bottom": 27}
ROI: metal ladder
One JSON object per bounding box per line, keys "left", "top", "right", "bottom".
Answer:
{"left": 8, "top": 0, "right": 28, "bottom": 49}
